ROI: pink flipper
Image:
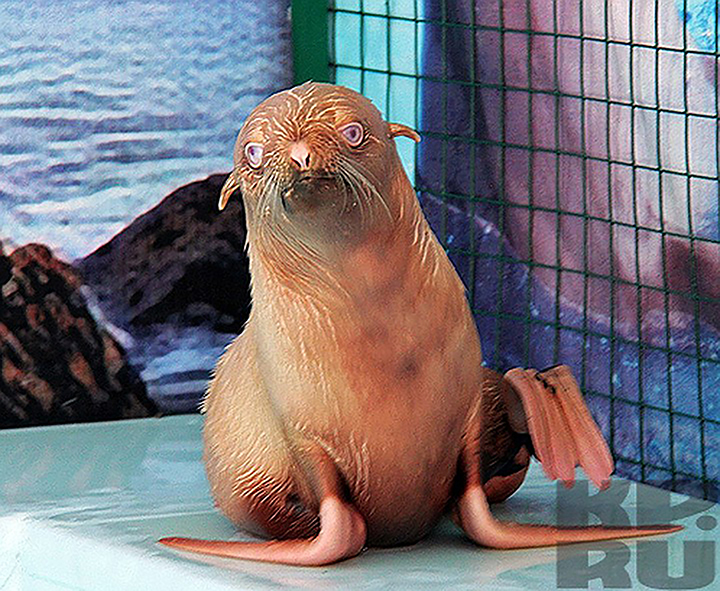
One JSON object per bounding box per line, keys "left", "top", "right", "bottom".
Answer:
{"left": 541, "top": 365, "right": 614, "bottom": 488}
{"left": 160, "top": 445, "right": 366, "bottom": 566}
{"left": 504, "top": 365, "right": 613, "bottom": 488}
{"left": 457, "top": 366, "right": 680, "bottom": 549}
{"left": 457, "top": 484, "right": 682, "bottom": 549}
{"left": 159, "top": 495, "right": 366, "bottom": 566}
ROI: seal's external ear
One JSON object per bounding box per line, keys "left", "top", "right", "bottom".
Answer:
{"left": 219, "top": 173, "right": 241, "bottom": 211}
{"left": 388, "top": 122, "right": 421, "bottom": 143}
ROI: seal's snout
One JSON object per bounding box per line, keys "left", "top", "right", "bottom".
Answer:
{"left": 280, "top": 162, "right": 339, "bottom": 215}
{"left": 289, "top": 141, "right": 311, "bottom": 171}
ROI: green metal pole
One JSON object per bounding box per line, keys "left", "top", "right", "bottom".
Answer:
{"left": 291, "top": 0, "right": 331, "bottom": 84}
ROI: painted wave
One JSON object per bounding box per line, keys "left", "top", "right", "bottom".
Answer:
{"left": 0, "top": 0, "right": 292, "bottom": 260}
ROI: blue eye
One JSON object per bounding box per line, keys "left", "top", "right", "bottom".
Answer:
{"left": 340, "top": 122, "right": 364, "bottom": 147}
{"left": 245, "top": 142, "right": 264, "bottom": 168}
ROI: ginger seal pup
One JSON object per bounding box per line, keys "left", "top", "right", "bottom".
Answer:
{"left": 159, "top": 82, "right": 679, "bottom": 565}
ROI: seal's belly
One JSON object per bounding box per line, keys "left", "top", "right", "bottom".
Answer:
{"left": 336, "top": 429, "right": 461, "bottom": 546}
{"left": 297, "top": 376, "right": 473, "bottom": 546}
{"left": 267, "top": 308, "right": 481, "bottom": 544}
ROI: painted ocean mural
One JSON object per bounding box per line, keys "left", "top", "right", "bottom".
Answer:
{"left": 0, "top": 0, "right": 291, "bottom": 419}
{"left": 1, "top": 0, "right": 290, "bottom": 259}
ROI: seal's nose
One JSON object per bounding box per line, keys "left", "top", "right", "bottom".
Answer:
{"left": 289, "top": 141, "right": 311, "bottom": 171}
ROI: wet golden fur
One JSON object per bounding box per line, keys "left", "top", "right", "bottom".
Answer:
{"left": 203, "top": 82, "right": 490, "bottom": 546}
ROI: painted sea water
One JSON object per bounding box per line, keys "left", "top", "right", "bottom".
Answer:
{"left": 0, "top": 0, "right": 292, "bottom": 412}
{"left": 0, "top": 0, "right": 291, "bottom": 261}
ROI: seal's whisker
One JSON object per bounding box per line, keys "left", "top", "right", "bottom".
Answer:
{"left": 336, "top": 159, "right": 369, "bottom": 218}
{"left": 336, "top": 162, "right": 370, "bottom": 226}
{"left": 255, "top": 169, "right": 286, "bottom": 248}
{"left": 337, "top": 169, "right": 352, "bottom": 216}
{"left": 256, "top": 173, "right": 273, "bottom": 221}
{"left": 337, "top": 155, "right": 392, "bottom": 224}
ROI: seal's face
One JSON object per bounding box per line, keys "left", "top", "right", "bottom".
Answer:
{"left": 219, "top": 82, "right": 419, "bottom": 247}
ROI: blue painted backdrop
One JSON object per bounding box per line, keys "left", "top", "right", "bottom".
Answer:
{"left": 0, "top": 0, "right": 292, "bottom": 412}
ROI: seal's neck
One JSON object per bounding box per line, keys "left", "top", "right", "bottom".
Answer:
{"left": 246, "top": 155, "right": 468, "bottom": 325}
{"left": 249, "top": 186, "right": 434, "bottom": 306}
{"left": 249, "top": 214, "right": 414, "bottom": 305}
{"left": 337, "top": 209, "right": 430, "bottom": 300}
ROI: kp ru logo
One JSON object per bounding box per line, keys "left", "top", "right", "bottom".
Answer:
{"left": 556, "top": 481, "right": 717, "bottom": 589}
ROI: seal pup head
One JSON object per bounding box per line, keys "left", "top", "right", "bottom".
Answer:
{"left": 219, "top": 82, "right": 419, "bottom": 249}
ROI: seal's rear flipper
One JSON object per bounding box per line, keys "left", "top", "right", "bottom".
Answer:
{"left": 158, "top": 496, "right": 366, "bottom": 566}
{"left": 457, "top": 484, "right": 682, "bottom": 549}
{"left": 502, "top": 365, "right": 613, "bottom": 489}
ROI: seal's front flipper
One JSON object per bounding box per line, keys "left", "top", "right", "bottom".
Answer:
{"left": 159, "top": 447, "right": 367, "bottom": 566}
{"left": 458, "top": 391, "right": 682, "bottom": 549}
{"left": 158, "top": 495, "right": 366, "bottom": 566}
{"left": 456, "top": 483, "right": 682, "bottom": 549}
{"left": 502, "top": 365, "right": 613, "bottom": 489}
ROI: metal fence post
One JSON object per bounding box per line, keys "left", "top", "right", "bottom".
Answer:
{"left": 291, "top": 0, "right": 331, "bottom": 84}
